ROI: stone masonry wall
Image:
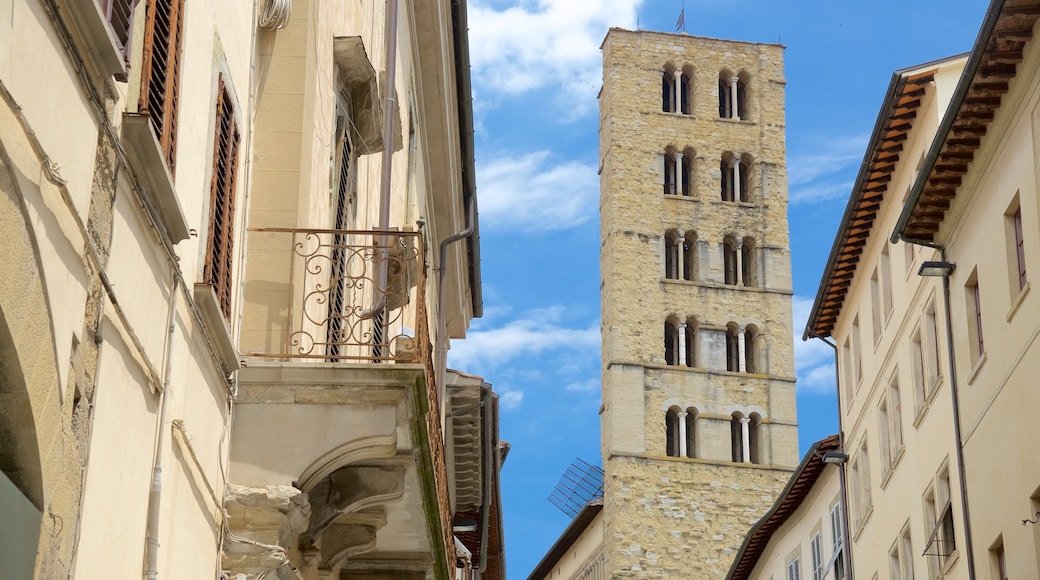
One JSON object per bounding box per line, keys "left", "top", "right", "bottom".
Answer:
{"left": 599, "top": 28, "right": 799, "bottom": 578}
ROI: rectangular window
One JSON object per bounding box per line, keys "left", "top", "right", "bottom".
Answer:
{"left": 882, "top": 246, "right": 893, "bottom": 320}
{"left": 924, "top": 302, "right": 941, "bottom": 389}
{"left": 878, "top": 398, "right": 891, "bottom": 471}
{"left": 859, "top": 440, "right": 872, "bottom": 516}
{"left": 810, "top": 532, "right": 823, "bottom": 580}
{"left": 911, "top": 329, "right": 927, "bottom": 414}
{"left": 98, "top": 0, "right": 134, "bottom": 55}
{"left": 204, "top": 76, "right": 241, "bottom": 320}
{"left": 901, "top": 526, "right": 914, "bottom": 580}
{"left": 905, "top": 239, "right": 916, "bottom": 273}
{"left": 888, "top": 376, "right": 903, "bottom": 464}
{"left": 140, "top": 0, "right": 187, "bottom": 174}
{"left": 1005, "top": 198, "right": 1027, "bottom": 293}
{"left": 831, "top": 503, "right": 846, "bottom": 580}
{"left": 991, "top": 539, "right": 1007, "bottom": 580}
{"left": 965, "top": 270, "right": 984, "bottom": 363}
{"left": 852, "top": 316, "right": 862, "bottom": 386}
{"left": 842, "top": 338, "right": 854, "bottom": 407}
{"left": 787, "top": 557, "right": 801, "bottom": 580}
{"left": 924, "top": 466, "right": 957, "bottom": 573}
{"left": 871, "top": 268, "right": 882, "bottom": 343}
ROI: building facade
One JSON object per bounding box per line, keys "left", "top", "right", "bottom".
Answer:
{"left": 0, "top": 1, "right": 502, "bottom": 579}
{"left": 801, "top": 1, "right": 1040, "bottom": 579}
{"left": 726, "top": 435, "right": 846, "bottom": 580}
{"left": 598, "top": 29, "right": 799, "bottom": 577}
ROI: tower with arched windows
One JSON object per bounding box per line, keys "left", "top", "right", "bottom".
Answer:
{"left": 599, "top": 29, "right": 799, "bottom": 577}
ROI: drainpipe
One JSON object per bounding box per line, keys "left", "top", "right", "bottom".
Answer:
{"left": 436, "top": 197, "right": 476, "bottom": 402}
{"left": 144, "top": 269, "right": 178, "bottom": 580}
{"left": 895, "top": 238, "right": 977, "bottom": 579}
{"left": 804, "top": 333, "right": 855, "bottom": 580}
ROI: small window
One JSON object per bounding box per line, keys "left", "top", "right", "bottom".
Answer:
{"left": 911, "top": 329, "right": 927, "bottom": 414}
{"left": 665, "top": 407, "right": 681, "bottom": 457}
{"left": 889, "top": 524, "right": 914, "bottom": 580}
{"left": 679, "top": 70, "right": 692, "bottom": 115}
{"left": 871, "top": 267, "right": 882, "bottom": 343}
{"left": 665, "top": 232, "right": 680, "bottom": 279}
{"left": 682, "top": 231, "right": 698, "bottom": 281}
{"left": 723, "top": 237, "right": 739, "bottom": 285}
{"left": 852, "top": 316, "right": 863, "bottom": 385}
{"left": 991, "top": 539, "right": 1007, "bottom": 580}
{"left": 684, "top": 407, "right": 698, "bottom": 458}
{"left": 203, "top": 76, "right": 241, "bottom": 320}
{"left": 140, "top": 0, "right": 187, "bottom": 174}
{"left": 787, "top": 557, "right": 801, "bottom": 580}
{"left": 721, "top": 155, "right": 735, "bottom": 202}
{"left": 810, "top": 532, "right": 823, "bottom": 580}
{"left": 741, "top": 238, "right": 756, "bottom": 287}
{"left": 684, "top": 318, "right": 697, "bottom": 368}
{"left": 680, "top": 149, "right": 694, "bottom": 196}
{"left": 923, "top": 466, "right": 957, "bottom": 572}
{"left": 831, "top": 503, "right": 847, "bottom": 580}
{"left": 1005, "top": 197, "right": 1027, "bottom": 293}
{"left": 730, "top": 412, "right": 745, "bottom": 462}
{"left": 965, "top": 269, "right": 984, "bottom": 363}
{"left": 661, "top": 69, "right": 676, "bottom": 113}
{"left": 725, "top": 323, "right": 740, "bottom": 371}
{"left": 664, "top": 151, "right": 678, "bottom": 195}
{"left": 664, "top": 320, "right": 679, "bottom": 366}
{"left": 881, "top": 246, "right": 893, "bottom": 320}
{"left": 842, "top": 337, "right": 854, "bottom": 407}
{"left": 99, "top": 0, "right": 134, "bottom": 56}
{"left": 747, "top": 412, "right": 761, "bottom": 464}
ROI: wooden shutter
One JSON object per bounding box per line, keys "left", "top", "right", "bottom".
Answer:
{"left": 204, "top": 76, "right": 240, "bottom": 320}
{"left": 139, "top": 0, "right": 186, "bottom": 174}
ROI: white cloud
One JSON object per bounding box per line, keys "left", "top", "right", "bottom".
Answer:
{"left": 787, "top": 134, "right": 867, "bottom": 204}
{"left": 468, "top": 0, "right": 642, "bottom": 115}
{"left": 447, "top": 306, "right": 599, "bottom": 370}
{"left": 498, "top": 389, "right": 525, "bottom": 409}
{"left": 792, "top": 295, "right": 837, "bottom": 395}
{"left": 477, "top": 151, "right": 598, "bottom": 232}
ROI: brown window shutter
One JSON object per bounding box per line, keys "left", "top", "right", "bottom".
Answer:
{"left": 139, "top": 0, "right": 186, "bottom": 175}
{"left": 204, "top": 76, "right": 241, "bottom": 321}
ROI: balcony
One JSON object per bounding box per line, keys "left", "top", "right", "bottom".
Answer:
{"left": 229, "top": 228, "right": 455, "bottom": 577}
{"left": 241, "top": 227, "right": 426, "bottom": 363}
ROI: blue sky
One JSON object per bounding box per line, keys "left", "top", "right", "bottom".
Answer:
{"left": 445, "top": 1, "right": 988, "bottom": 576}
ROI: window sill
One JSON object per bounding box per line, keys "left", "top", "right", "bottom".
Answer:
{"left": 193, "top": 284, "right": 240, "bottom": 372}
{"left": 938, "top": 550, "right": 960, "bottom": 577}
{"left": 913, "top": 402, "right": 930, "bottom": 429}
{"left": 121, "top": 114, "right": 191, "bottom": 243}
{"left": 663, "top": 193, "right": 699, "bottom": 201}
{"left": 966, "top": 352, "right": 987, "bottom": 385}
{"left": 715, "top": 117, "right": 756, "bottom": 126}
{"left": 926, "top": 374, "right": 944, "bottom": 403}
{"left": 61, "top": 0, "right": 127, "bottom": 78}
{"left": 879, "top": 446, "right": 905, "bottom": 489}
{"left": 852, "top": 505, "right": 874, "bottom": 541}
{"left": 1006, "top": 281, "right": 1030, "bottom": 322}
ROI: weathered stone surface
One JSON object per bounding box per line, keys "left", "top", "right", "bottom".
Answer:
{"left": 599, "top": 29, "right": 799, "bottom": 578}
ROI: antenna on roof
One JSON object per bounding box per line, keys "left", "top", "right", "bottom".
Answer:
{"left": 547, "top": 458, "right": 604, "bottom": 518}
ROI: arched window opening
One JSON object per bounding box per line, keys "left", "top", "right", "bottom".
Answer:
{"left": 662, "top": 68, "right": 676, "bottom": 113}
{"left": 664, "top": 151, "right": 678, "bottom": 195}
{"left": 748, "top": 413, "right": 762, "bottom": 464}
{"left": 731, "top": 412, "right": 745, "bottom": 462}
{"left": 744, "top": 324, "right": 759, "bottom": 373}
{"left": 681, "top": 150, "right": 693, "bottom": 196}
{"left": 685, "top": 408, "right": 698, "bottom": 458}
{"left": 664, "top": 320, "right": 679, "bottom": 366}
{"left": 720, "top": 153, "right": 735, "bottom": 201}
{"left": 683, "top": 231, "right": 697, "bottom": 281}
{"left": 741, "top": 237, "right": 756, "bottom": 287}
{"left": 723, "top": 236, "right": 738, "bottom": 285}
{"left": 726, "top": 322, "right": 740, "bottom": 371}
{"left": 665, "top": 232, "right": 680, "bottom": 279}
{"left": 738, "top": 155, "right": 751, "bottom": 202}
{"left": 684, "top": 317, "right": 698, "bottom": 367}
{"left": 718, "top": 71, "right": 733, "bottom": 118}
{"left": 680, "top": 66, "right": 694, "bottom": 115}
{"left": 736, "top": 71, "right": 749, "bottom": 120}
{"left": 665, "top": 407, "right": 681, "bottom": 457}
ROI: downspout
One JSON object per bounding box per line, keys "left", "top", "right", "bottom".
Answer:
{"left": 894, "top": 238, "right": 977, "bottom": 579}
{"left": 144, "top": 268, "right": 178, "bottom": 580}
{"left": 365, "top": 0, "right": 400, "bottom": 320}
{"left": 436, "top": 197, "right": 475, "bottom": 399}
{"left": 804, "top": 333, "right": 855, "bottom": 580}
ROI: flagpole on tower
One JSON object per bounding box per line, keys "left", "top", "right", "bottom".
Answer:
{"left": 676, "top": 0, "right": 687, "bottom": 33}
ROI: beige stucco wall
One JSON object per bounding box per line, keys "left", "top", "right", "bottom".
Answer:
{"left": 599, "top": 29, "right": 797, "bottom": 578}
{"left": 828, "top": 57, "right": 972, "bottom": 580}
{"left": 924, "top": 22, "right": 1040, "bottom": 579}
{"left": 533, "top": 510, "right": 606, "bottom": 580}
{"left": 746, "top": 467, "right": 841, "bottom": 580}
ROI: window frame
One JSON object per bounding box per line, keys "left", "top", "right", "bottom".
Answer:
{"left": 203, "top": 75, "right": 241, "bottom": 321}
{"left": 139, "top": 0, "right": 187, "bottom": 174}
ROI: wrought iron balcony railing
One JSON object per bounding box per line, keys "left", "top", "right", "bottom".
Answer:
{"left": 243, "top": 228, "right": 427, "bottom": 363}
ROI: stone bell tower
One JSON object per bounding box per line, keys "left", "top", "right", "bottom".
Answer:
{"left": 598, "top": 28, "right": 799, "bottom": 577}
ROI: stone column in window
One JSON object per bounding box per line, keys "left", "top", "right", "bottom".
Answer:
{"left": 673, "top": 151, "right": 683, "bottom": 196}
{"left": 730, "top": 76, "right": 740, "bottom": 120}
{"left": 732, "top": 156, "right": 742, "bottom": 203}
{"left": 737, "top": 326, "right": 747, "bottom": 372}
{"left": 677, "top": 411, "right": 688, "bottom": 457}
{"left": 673, "top": 70, "right": 682, "bottom": 114}
{"left": 677, "top": 322, "right": 687, "bottom": 366}
{"left": 740, "top": 417, "right": 751, "bottom": 462}
{"left": 735, "top": 239, "right": 743, "bottom": 286}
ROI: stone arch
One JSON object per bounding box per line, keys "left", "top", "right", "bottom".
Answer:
{"left": 0, "top": 137, "right": 64, "bottom": 575}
